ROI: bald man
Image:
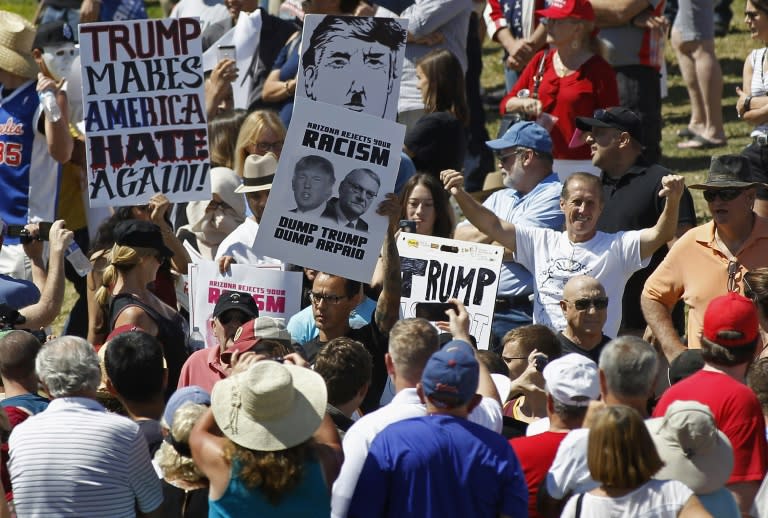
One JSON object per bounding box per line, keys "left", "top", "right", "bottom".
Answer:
{"left": 556, "top": 275, "right": 612, "bottom": 363}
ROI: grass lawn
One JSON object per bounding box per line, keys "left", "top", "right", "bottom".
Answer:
{"left": 4, "top": 0, "right": 755, "bottom": 332}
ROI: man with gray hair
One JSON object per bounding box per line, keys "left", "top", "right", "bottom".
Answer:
{"left": 537, "top": 336, "right": 659, "bottom": 517}
{"left": 8, "top": 336, "right": 163, "bottom": 517}
{"left": 331, "top": 301, "right": 503, "bottom": 518}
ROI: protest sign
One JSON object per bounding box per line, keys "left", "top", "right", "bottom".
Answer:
{"left": 188, "top": 261, "right": 303, "bottom": 347}
{"left": 202, "top": 10, "right": 262, "bottom": 109}
{"left": 254, "top": 97, "right": 405, "bottom": 282}
{"left": 79, "top": 18, "right": 210, "bottom": 207}
{"left": 296, "top": 15, "right": 408, "bottom": 121}
{"left": 397, "top": 233, "right": 503, "bottom": 349}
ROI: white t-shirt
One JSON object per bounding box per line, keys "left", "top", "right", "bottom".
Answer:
{"left": 545, "top": 428, "right": 597, "bottom": 499}
{"left": 560, "top": 479, "right": 694, "bottom": 518}
{"left": 514, "top": 227, "right": 649, "bottom": 338}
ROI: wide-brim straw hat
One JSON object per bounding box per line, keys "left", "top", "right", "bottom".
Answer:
{"left": 0, "top": 12, "right": 38, "bottom": 80}
{"left": 647, "top": 400, "right": 734, "bottom": 494}
{"left": 235, "top": 153, "right": 278, "bottom": 193}
{"left": 211, "top": 360, "right": 327, "bottom": 451}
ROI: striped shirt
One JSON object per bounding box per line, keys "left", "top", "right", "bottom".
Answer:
{"left": 8, "top": 397, "right": 163, "bottom": 517}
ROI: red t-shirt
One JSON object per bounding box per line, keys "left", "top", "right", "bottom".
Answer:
{"left": 500, "top": 50, "right": 620, "bottom": 160}
{"left": 510, "top": 430, "right": 568, "bottom": 518}
{"left": 654, "top": 369, "right": 768, "bottom": 484}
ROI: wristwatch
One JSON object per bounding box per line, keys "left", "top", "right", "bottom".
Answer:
{"left": 745, "top": 95, "right": 754, "bottom": 113}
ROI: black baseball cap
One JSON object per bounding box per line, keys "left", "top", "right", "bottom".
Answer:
{"left": 31, "top": 21, "right": 76, "bottom": 51}
{"left": 575, "top": 107, "right": 644, "bottom": 144}
{"left": 213, "top": 291, "right": 259, "bottom": 320}
{"left": 113, "top": 220, "right": 173, "bottom": 258}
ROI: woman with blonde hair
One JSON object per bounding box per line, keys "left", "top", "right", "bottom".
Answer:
{"left": 233, "top": 110, "right": 286, "bottom": 178}
{"left": 94, "top": 220, "right": 189, "bottom": 396}
{"left": 155, "top": 391, "right": 211, "bottom": 518}
{"left": 500, "top": 0, "right": 618, "bottom": 180}
{"left": 561, "top": 405, "right": 712, "bottom": 517}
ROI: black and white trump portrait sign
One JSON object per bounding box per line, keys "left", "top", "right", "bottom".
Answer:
{"left": 398, "top": 233, "right": 503, "bottom": 349}
{"left": 254, "top": 97, "right": 405, "bottom": 282}
{"left": 79, "top": 18, "right": 210, "bottom": 207}
{"left": 296, "top": 15, "right": 408, "bottom": 121}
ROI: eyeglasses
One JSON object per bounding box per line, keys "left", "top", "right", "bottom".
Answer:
{"left": 309, "top": 292, "right": 349, "bottom": 305}
{"left": 703, "top": 189, "right": 744, "bottom": 202}
{"left": 565, "top": 297, "right": 609, "bottom": 311}
{"left": 497, "top": 148, "right": 527, "bottom": 164}
{"left": 501, "top": 355, "right": 528, "bottom": 363}
{"left": 727, "top": 260, "right": 741, "bottom": 293}
{"left": 249, "top": 140, "right": 284, "bottom": 154}
{"left": 746, "top": 10, "right": 760, "bottom": 19}
{"left": 345, "top": 182, "right": 378, "bottom": 200}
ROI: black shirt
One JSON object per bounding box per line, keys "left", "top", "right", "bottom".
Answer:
{"left": 556, "top": 331, "right": 612, "bottom": 364}
{"left": 404, "top": 111, "right": 467, "bottom": 176}
{"left": 597, "top": 160, "right": 697, "bottom": 330}
{"left": 302, "top": 313, "right": 388, "bottom": 414}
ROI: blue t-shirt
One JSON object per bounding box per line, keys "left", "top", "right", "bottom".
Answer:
{"left": 348, "top": 414, "right": 528, "bottom": 518}
{"left": 272, "top": 34, "right": 301, "bottom": 127}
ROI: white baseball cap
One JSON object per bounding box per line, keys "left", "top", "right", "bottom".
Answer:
{"left": 542, "top": 353, "right": 600, "bottom": 406}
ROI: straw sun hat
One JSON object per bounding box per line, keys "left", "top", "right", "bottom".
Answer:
{"left": 211, "top": 361, "right": 327, "bottom": 452}
{"left": 0, "top": 11, "right": 38, "bottom": 80}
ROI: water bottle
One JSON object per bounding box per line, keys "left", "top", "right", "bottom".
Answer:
{"left": 39, "top": 90, "right": 61, "bottom": 123}
{"left": 65, "top": 242, "right": 92, "bottom": 277}
{"left": 188, "top": 327, "right": 206, "bottom": 354}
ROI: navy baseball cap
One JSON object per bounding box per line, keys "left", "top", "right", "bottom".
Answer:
{"left": 213, "top": 290, "right": 259, "bottom": 320}
{"left": 421, "top": 340, "right": 479, "bottom": 407}
{"left": 486, "top": 121, "right": 553, "bottom": 154}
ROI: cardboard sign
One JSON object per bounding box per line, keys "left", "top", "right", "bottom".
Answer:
{"left": 397, "top": 233, "right": 503, "bottom": 349}
{"left": 79, "top": 18, "right": 210, "bottom": 207}
{"left": 253, "top": 97, "right": 405, "bottom": 282}
{"left": 188, "top": 261, "right": 303, "bottom": 348}
{"left": 296, "top": 15, "right": 408, "bottom": 121}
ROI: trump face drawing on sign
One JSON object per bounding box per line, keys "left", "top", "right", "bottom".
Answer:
{"left": 302, "top": 16, "right": 406, "bottom": 117}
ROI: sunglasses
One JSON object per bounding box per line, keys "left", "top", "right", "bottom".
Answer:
{"left": 702, "top": 188, "right": 744, "bottom": 202}
{"left": 727, "top": 260, "right": 741, "bottom": 293}
{"left": 566, "top": 297, "right": 609, "bottom": 311}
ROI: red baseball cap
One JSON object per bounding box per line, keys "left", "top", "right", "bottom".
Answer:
{"left": 702, "top": 292, "right": 759, "bottom": 348}
{"left": 537, "top": 0, "right": 595, "bottom": 21}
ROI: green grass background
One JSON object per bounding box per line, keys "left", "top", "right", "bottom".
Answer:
{"left": 0, "top": 0, "right": 754, "bottom": 332}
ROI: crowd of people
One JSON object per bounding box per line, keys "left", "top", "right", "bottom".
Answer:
{"left": 2, "top": 0, "right": 768, "bottom": 515}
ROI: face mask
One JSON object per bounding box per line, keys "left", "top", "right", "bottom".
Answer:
{"left": 42, "top": 43, "right": 78, "bottom": 82}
